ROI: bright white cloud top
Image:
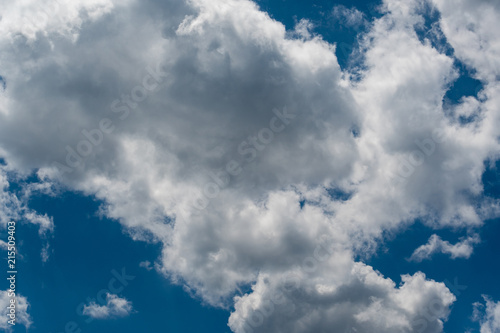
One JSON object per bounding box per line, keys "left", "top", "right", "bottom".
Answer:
{"left": 0, "top": 0, "right": 499, "bottom": 332}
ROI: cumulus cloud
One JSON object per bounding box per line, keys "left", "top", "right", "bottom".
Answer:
{"left": 229, "top": 266, "right": 455, "bottom": 333}
{"left": 0, "top": 165, "right": 54, "bottom": 261}
{"left": 82, "top": 293, "right": 133, "bottom": 319}
{"left": 0, "top": 290, "right": 32, "bottom": 331}
{"left": 0, "top": 0, "right": 115, "bottom": 42}
{"left": 473, "top": 296, "right": 500, "bottom": 333}
{"left": 0, "top": 0, "right": 499, "bottom": 331}
{"left": 409, "top": 234, "right": 480, "bottom": 262}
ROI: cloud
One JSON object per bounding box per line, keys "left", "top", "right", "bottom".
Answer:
{"left": 430, "top": 0, "right": 500, "bottom": 82}
{"left": 473, "top": 296, "right": 500, "bottom": 333}
{"left": 0, "top": 166, "right": 54, "bottom": 261}
{"left": 409, "top": 234, "right": 480, "bottom": 262}
{"left": 290, "top": 19, "right": 315, "bottom": 40}
{"left": 331, "top": 5, "right": 367, "bottom": 29}
{"left": 0, "top": 166, "right": 54, "bottom": 234}
{"left": 139, "top": 260, "right": 153, "bottom": 271}
{"left": 229, "top": 267, "right": 455, "bottom": 333}
{"left": 82, "top": 293, "right": 133, "bottom": 319}
{"left": 0, "top": 0, "right": 499, "bottom": 331}
{"left": 0, "top": 0, "right": 115, "bottom": 42}
{"left": 41, "top": 243, "right": 52, "bottom": 263}
{"left": 0, "top": 290, "right": 32, "bottom": 331}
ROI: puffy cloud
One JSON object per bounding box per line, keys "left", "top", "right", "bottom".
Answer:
{"left": 0, "top": 0, "right": 115, "bottom": 42}
{"left": 430, "top": 0, "right": 500, "bottom": 82}
{"left": 347, "top": 0, "right": 495, "bottom": 234}
{"left": 82, "top": 293, "right": 133, "bottom": 319}
{"left": 0, "top": 0, "right": 499, "bottom": 331}
{"left": 473, "top": 297, "right": 500, "bottom": 333}
{"left": 409, "top": 234, "right": 480, "bottom": 261}
{"left": 0, "top": 290, "right": 32, "bottom": 331}
{"left": 229, "top": 266, "right": 455, "bottom": 333}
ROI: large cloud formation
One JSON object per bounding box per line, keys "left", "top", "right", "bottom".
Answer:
{"left": 0, "top": 0, "right": 499, "bottom": 331}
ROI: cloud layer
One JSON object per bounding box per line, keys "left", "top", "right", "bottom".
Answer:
{"left": 83, "top": 293, "right": 133, "bottom": 319}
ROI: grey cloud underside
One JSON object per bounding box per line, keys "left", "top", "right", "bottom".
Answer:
{"left": 1, "top": 0, "right": 500, "bottom": 332}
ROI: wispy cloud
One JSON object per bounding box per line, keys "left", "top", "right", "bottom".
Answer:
{"left": 410, "top": 234, "right": 480, "bottom": 262}
{"left": 0, "top": 290, "right": 32, "bottom": 331}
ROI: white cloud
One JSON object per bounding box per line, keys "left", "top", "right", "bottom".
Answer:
{"left": 0, "top": 0, "right": 499, "bottom": 331}
{"left": 332, "top": 5, "right": 367, "bottom": 29}
{"left": 0, "top": 0, "right": 116, "bottom": 42}
{"left": 229, "top": 266, "right": 455, "bottom": 333}
{"left": 473, "top": 296, "right": 500, "bottom": 333}
{"left": 41, "top": 243, "right": 51, "bottom": 263}
{"left": 83, "top": 293, "right": 133, "bottom": 319}
{"left": 430, "top": 0, "right": 500, "bottom": 82}
{"left": 290, "top": 19, "right": 315, "bottom": 40}
{"left": 0, "top": 168, "right": 23, "bottom": 226}
{"left": 139, "top": 260, "right": 153, "bottom": 271}
{"left": 410, "top": 234, "right": 480, "bottom": 262}
{"left": 0, "top": 166, "right": 54, "bottom": 262}
{"left": 0, "top": 290, "right": 32, "bottom": 331}
{"left": 0, "top": 166, "right": 54, "bottom": 235}
{"left": 24, "top": 211, "right": 54, "bottom": 235}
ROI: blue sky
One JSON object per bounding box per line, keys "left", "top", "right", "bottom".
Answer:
{"left": 1, "top": 0, "right": 500, "bottom": 332}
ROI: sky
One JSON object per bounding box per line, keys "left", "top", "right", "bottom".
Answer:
{"left": 0, "top": 0, "right": 500, "bottom": 332}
